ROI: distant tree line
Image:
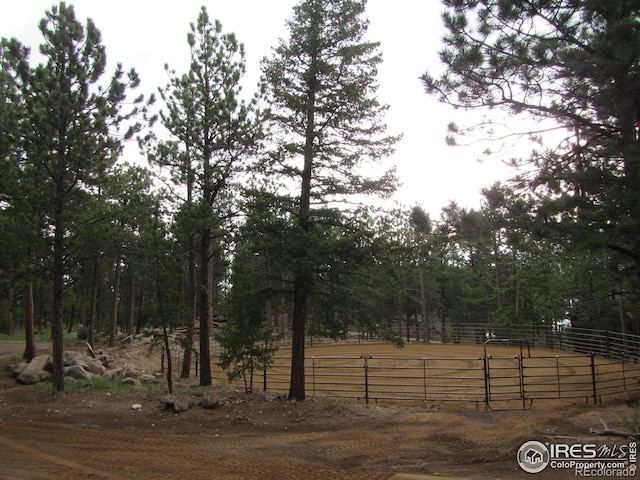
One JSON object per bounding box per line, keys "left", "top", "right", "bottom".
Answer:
{"left": 1, "top": 0, "right": 639, "bottom": 399}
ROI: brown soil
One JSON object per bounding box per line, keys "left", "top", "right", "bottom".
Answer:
{"left": 0, "top": 341, "right": 636, "bottom": 480}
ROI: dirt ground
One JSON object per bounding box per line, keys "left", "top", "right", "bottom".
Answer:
{"left": 0, "top": 341, "right": 637, "bottom": 480}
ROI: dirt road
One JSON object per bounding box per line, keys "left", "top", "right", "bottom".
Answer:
{"left": 0, "top": 341, "right": 634, "bottom": 479}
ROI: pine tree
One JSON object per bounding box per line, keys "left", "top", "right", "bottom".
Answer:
{"left": 8, "top": 3, "right": 148, "bottom": 391}
{"left": 262, "top": 0, "right": 399, "bottom": 400}
{"left": 216, "top": 213, "right": 280, "bottom": 393}
{"left": 0, "top": 38, "right": 32, "bottom": 344}
{"left": 409, "top": 206, "right": 432, "bottom": 343}
{"left": 423, "top": 0, "right": 640, "bottom": 308}
{"left": 145, "top": 7, "right": 265, "bottom": 387}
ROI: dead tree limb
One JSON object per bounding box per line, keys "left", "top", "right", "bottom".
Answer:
{"left": 589, "top": 420, "right": 639, "bottom": 439}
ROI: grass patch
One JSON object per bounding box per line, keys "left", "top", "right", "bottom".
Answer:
{"left": 0, "top": 330, "right": 77, "bottom": 344}
{"left": 64, "top": 376, "right": 131, "bottom": 395}
{"left": 320, "top": 397, "right": 350, "bottom": 413}
{"left": 0, "top": 355, "right": 25, "bottom": 368}
{"left": 622, "top": 405, "right": 640, "bottom": 433}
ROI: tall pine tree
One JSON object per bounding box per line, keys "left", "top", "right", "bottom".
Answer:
{"left": 7, "top": 3, "right": 147, "bottom": 391}
{"left": 262, "top": 0, "right": 398, "bottom": 400}
{"left": 145, "top": 7, "right": 265, "bottom": 386}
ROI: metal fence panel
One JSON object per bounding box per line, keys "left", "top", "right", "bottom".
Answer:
{"left": 168, "top": 325, "right": 640, "bottom": 409}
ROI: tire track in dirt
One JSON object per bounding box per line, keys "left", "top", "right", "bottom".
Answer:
{"left": 0, "top": 419, "right": 390, "bottom": 480}
{"left": 0, "top": 429, "right": 128, "bottom": 480}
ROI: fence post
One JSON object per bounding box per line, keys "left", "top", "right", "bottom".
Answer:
{"left": 555, "top": 356, "right": 561, "bottom": 398}
{"left": 261, "top": 365, "right": 266, "bottom": 391}
{"left": 518, "top": 354, "right": 525, "bottom": 409}
{"left": 422, "top": 358, "right": 427, "bottom": 400}
{"left": 312, "top": 356, "right": 316, "bottom": 397}
{"left": 483, "top": 354, "right": 490, "bottom": 410}
{"left": 361, "top": 355, "right": 371, "bottom": 405}
{"left": 589, "top": 353, "right": 598, "bottom": 404}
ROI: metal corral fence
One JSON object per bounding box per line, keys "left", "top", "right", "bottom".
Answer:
{"left": 201, "top": 340, "right": 640, "bottom": 410}
{"left": 445, "top": 324, "right": 640, "bottom": 363}
{"left": 170, "top": 326, "right": 640, "bottom": 410}
{"left": 252, "top": 352, "right": 488, "bottom": 408}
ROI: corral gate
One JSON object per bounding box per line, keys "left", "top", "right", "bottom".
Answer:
{"left": 484, "top": 339, "right": 532, "bottom": 410}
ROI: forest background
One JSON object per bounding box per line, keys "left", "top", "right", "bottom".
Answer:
{"left": 1, "top": 0, "right": 639, "bottom": 400}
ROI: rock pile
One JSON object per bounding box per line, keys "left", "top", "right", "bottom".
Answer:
{"left": 159, "top": 393, "right": 222, "bottom": 413}
{"left": 7, "top": 349, "right": 116, "bottom": 385}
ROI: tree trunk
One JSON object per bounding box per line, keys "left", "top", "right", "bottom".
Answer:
{"left": 287, "top": 54, "right": 317, "bottom": 401}
{"left": 127, "top": 277, "right": 135, "bottom": 335}
{"left": 135, "top": 290, "right": 144, "bottom": 334}
{"left": 181, "top": 154, "right": 197, "bottom": 379}
{"left": 493, "top": 239, "right": 501, "bottom": 311}
{"left": 418, "top": 258, "right": 429, "bottom": 343}
{"left": 289, "top": 275, "right": 307, "bottom": 401}
{"left": 23, "top": 281, "right": 36, "bottom": 362}
{"left": 618, "top": 293, "right": 628, "bottom": 353}
{"left": 406, "top": 307, "right": 410, "bottom": 343}
{"left": 199, "top": 230, "right": 213, "bottom": 387}
{"left": 37, "top": 279, "right": 45, "bottom": 333}
{"left": 439, "top": 282, "right": 446, "bottom": 342}
{"left": 266, "top": 293, "right": 273, "bottom": 330}
{"left": 180, "top": 244, "right": 197, "bottom": 379}
{"left": 89, "top": 256, "right": 99, "bottom": 346}
{"left": 6, "top": 287, "right": 14, "bottom": 337}
{"left": 109, "top": 249, "right": 123, "bottom": 347}
{"left": 67, "top": 304, "right": 75, "bottom": 334}
{"left": 51, "top": 188, "right": 65, "bottom": 392}
{"left": 181, "top": 323, "right": 195, "bottom": 378}
{"left": 163, "top": 325, "right": 173, "bottom": 394}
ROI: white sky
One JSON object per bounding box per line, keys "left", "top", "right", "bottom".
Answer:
{"left": 0, "top": 0, "right": 522, "bottom": 218}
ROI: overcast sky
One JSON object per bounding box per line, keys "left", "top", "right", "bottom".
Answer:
{"left": 0, "top": 0, "right": 519, "bottom": 217}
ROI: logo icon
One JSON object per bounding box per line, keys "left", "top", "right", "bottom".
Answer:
{"left": 517, "top": 441, "right": 550, "bottom": 473}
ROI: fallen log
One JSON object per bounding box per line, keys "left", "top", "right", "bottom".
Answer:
{"left": 589, "top": 420, "right": 639, "bottom": 439}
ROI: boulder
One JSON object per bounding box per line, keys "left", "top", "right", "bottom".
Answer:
{"left": 63, "top": 350, "right": 87, "bottom": 366}
{"left": 83, "top": 358, "right": 106, "bottom": 376}
{"left": 201, "top": 396, "right": 221, "bottom": 410}
{"left": 159, "top": 394, "right": 197, "bottom": 413}
{"left": 44, "top": 351, "right": 89, "bottom": 372}
{"left": 140, "top": 374, "right": 157, "bottom": 383}
{"left": 64, "top": 364, "right": 92, "bottom": 380}
{"left": 6, "top": 362, "right": 28, "bottom": 378}
{"left": 121, "top": 377, "right": 142, "bottom": 387}
{"left": 16, "top": 370, "right": 52, "bottom": 385}
{"left": 173, "top": 396, "right": 196, "bottom": 413}
{"left": 16, "top": 355, "right": 52, "bottom": 385}
{"left": 159, "top": 394, "right": 177, "bottom": 406}
{"left": 57, "top": 351, "right": 105, "bottom": 374}
{"left": 103, "top": 368, "right": 124, "bottom": 379}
